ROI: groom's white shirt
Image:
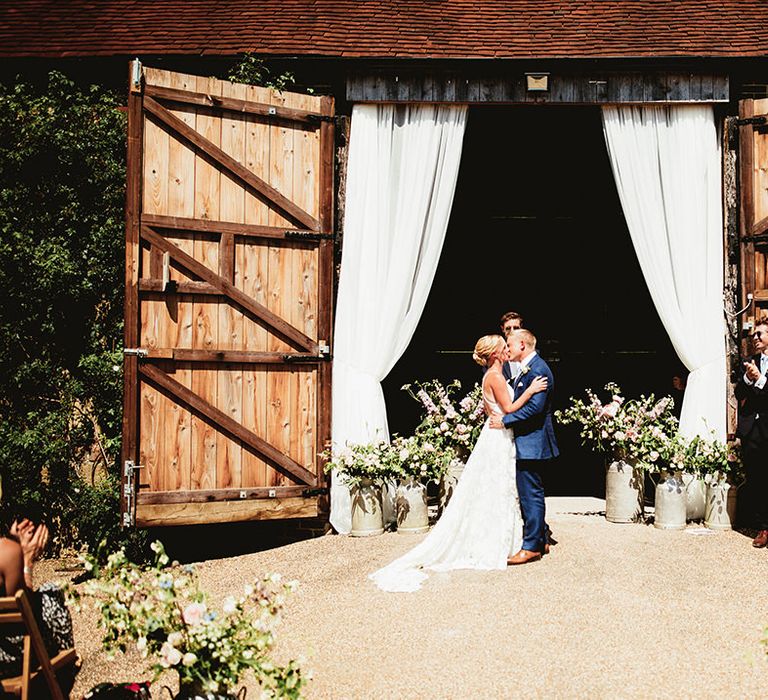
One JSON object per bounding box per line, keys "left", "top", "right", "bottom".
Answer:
{"left": 515, "top": 350, "right": 538, "bottom": 379}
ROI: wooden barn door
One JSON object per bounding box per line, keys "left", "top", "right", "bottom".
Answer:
{"left": 121, "top": 63, "right": 334, "bottom": 526}
{"left": 737, "top": 98, "right": 768, "bottom": 345}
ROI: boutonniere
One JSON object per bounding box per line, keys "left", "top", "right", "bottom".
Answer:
{"left": 520, "top": 365, "right": 531, "bottom": 376}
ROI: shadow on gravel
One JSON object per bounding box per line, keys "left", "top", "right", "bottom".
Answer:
{"left": 148, "top": 518, "right": 331, "bottom": 564}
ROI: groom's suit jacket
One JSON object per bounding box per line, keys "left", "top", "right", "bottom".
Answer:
{"left": 502, "top": 353, "right": 559, "bottom": 461}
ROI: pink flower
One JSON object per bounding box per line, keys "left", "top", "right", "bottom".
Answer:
{"left": 182, "top": 602, "right": 206, "bottom": 626}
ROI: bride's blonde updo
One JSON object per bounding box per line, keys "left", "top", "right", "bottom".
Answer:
{"left": 472, "top": 334, "right": 505, "bottom": 367}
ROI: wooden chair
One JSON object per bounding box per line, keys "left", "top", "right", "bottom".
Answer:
{"left": 0, "top": 589, "right": 78, "bottom": 700}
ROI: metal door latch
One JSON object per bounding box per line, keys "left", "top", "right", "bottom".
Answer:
{"left": 122, "top": 460, "right": 144, "bottom": 527}
{"left": 124, "top": 347, "right": 148, "bottom": 358}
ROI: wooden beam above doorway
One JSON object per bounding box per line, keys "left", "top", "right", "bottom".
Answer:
{"left": 347, "top": 71, "right": 729, "bottom": 104}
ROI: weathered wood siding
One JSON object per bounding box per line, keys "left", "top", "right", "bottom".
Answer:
{"left": 347, "top": 71, "right": 729, "bottom": 103}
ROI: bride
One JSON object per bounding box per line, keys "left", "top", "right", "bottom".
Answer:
{"left": 370, "top": 334, "right": 548, "bottom": 592}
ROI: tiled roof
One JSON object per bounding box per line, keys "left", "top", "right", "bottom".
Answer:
{"left": 1, "top": 0, "right": 767, "bottom": 60}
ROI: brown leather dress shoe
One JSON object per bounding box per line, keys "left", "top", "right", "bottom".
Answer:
{"left": 752, "top": 530, "right": 768, "bottom": 548}
{"left": 507, "top": 549, "right": 542, "bottom": 565}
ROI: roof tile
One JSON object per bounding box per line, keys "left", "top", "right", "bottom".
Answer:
{"left": 1, "top": 0, "right": 767, "bottom": 59}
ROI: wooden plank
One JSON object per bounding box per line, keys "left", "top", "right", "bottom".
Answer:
{"left": 317, "top": 95, "right": 335, "bottom": 512}
{"left": 216, "top": 78, "right": 246, "bottom": 489}
{"left": 242, "top": 81, "right": 273, "bottom": 490}
{"left": 143, "top": 213, "right": 329, "bottom": 241}
{"left": 145, "top": 83, "right": 324, "bottom": 124}
{"left": 140, "top": 70, "right": 171, "bottom": 492}
{"left": 135, "top": 497, "right": 318, "bottom": 526}
{"left": 139, "top": 362, "right": 317, "bottom": 485}
{"left": 171, "top": 349, "right": 320, "bottom": 363}
{"left": 740, "top": 99, "right": 757, "bottom": 313}
{"left": 754, "top": 98, "right": 768, "bottom": 227}
{"left": 268, "top": 88, "right": 297, "bottom": 487}
{"left": 121, "top": 61, "right": 143, "bottom": 519}
{"left": 137, "top": 485, "right": 312, "bottom": 504}
{"left": 167, "top": 68, "right": 198, "bottom": 491}
{"left": 292, "top": 89, "right": 319, "bottom": 474}
{"left": 144, "top": 67, "right": 176, "bottom": 492}
{"left": 141, "top": 225, "right": 316, "bottom": 351}
{"left": 144, "top": 95, "right": 322, "bottom": 232}
{"left": 140, "top": 279, "right": 220, "bottom": 295}
{"left": 191, "top": 74, "right": 222, "bottom": 492}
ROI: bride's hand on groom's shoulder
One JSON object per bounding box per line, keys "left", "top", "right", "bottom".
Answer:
{"left": 488, "top": 414, "right": 503, "bottom": 429}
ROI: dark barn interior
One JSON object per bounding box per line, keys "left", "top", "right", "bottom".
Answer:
{"left": 382, "top": 105, "right": 680, "bottom": 496}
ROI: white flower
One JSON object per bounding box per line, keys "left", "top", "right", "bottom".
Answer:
{"left": 160, "top": 641, "right": 182, "bottom": 668}
{"left": 167, "top": 631, "right": 183, "bottom": 647}
{"left": 244, "top": 584, "right": 254, "bottom": 596}
{"left": 650, "top": 451, "right": 659, "bottom": 462}
{"left": 182, "top": 652, "right": 197, "bottom": 667}
{"left": 399, "top": 448, "right": 409, "bottom": 461}
{"left": 440, "top": 422, "right": 449, "bottom": 432}
{"left": 222, "top": 596, "right": 237, "bottom": 615}
{"left": 136, "top": 637, "right": 147, "bottom": 655}
{"left": 269, "top": 572, "right": 283, "bottom": 584}
{"left": 614, "top": 431, "right": 626, "bottom": 441}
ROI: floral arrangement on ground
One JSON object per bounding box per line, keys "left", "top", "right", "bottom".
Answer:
{"left": 72, "top": 541, "right": 307, "bottom": 699}
{"left": 555, "top": 382, "right": 742, "bottom": 478}
{"left": 401, "top": 379, "right": 485, "bottom": 461}
{"left": 555, "top": 382, "right": 679, "bottom": 471}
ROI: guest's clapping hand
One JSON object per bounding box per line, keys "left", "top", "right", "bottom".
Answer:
{"left": 745, "top": 360, "right": 761, "bottom": 382}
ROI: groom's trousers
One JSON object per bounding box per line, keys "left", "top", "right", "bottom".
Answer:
{"left": 516, "top": 459, "right": 550, "bottom": 553}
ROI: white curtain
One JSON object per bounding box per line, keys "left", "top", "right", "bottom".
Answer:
{"left": 330, "top": 104, "right": 468, "bottom": 533}
{"left": 601, "top": 105, "right": 725, "bottom": 440}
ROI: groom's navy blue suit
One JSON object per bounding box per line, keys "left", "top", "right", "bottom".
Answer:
{"left": 502, "top": 352, "right": 559, "bottom": 553}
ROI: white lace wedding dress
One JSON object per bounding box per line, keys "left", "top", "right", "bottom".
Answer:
{"left": 370, "top": 380, "right": 523, "bottom": 592}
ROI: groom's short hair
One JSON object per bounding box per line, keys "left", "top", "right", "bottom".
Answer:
{"left": 509, "top": 328, "right": 536, "bottom": 349}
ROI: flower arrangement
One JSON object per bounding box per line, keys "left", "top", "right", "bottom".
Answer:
{"left": 74, "top": 542, "right": 307, "bottom": 699}
{"left": 401, "top": 379, "right": 485, "bottom": 460}
{"left": 321, "top": 441, "right": 396, "bottom": 486}
{"left": 387, "top": 434, "right": 457, "bottom": 484}
{"left": 683, "top": 432, "right": 744, "bottom": 484}
{"left": 555, "top": 383, "right": 679, "bottom": 471}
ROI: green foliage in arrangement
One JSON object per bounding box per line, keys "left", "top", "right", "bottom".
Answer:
{"left": 0, "top": 71, "right": 144, "bottom": 556}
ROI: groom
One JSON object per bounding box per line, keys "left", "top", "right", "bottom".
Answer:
{"left": 490, "top": 328, "right": 559, "bottom": 564}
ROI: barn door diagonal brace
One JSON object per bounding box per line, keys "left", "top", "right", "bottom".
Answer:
{"left": 141, "top": 225, "right": 316, "bottom": 352}
{"left": 143, "top": 95, "right": 321, "bottom": 231}
{"left": 139, "top": 362, "right": 318, "bottom": 487}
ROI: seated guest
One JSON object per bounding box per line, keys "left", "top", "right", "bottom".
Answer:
{"left": 0, "top": 506, "right": 76, "bottom": 685}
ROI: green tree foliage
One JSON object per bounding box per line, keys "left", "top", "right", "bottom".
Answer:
{"left": 227, "top": 53, "right": 298, "bottom": 91}
{"left": 0, "top": 71, "right": 143, "bottom": 556}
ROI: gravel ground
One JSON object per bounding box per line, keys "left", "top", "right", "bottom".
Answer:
{"left": 41, "top": 497, "right": 768, "bottom": 699}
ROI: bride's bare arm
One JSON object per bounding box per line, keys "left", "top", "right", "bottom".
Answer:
{"left": 486, "top": 372, "right": 548, "bottom": 414}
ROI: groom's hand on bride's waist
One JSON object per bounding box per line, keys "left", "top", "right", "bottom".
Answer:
{"left": 489, "top": 414, "right": 503, "bottom": 429}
